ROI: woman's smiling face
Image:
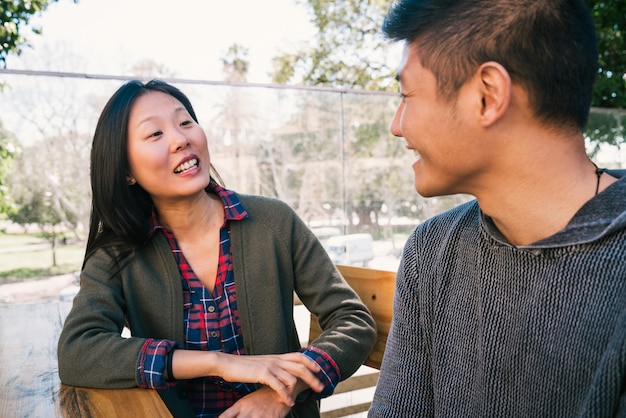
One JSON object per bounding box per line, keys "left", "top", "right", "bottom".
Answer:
{"left": 126, "top": 90, "right": 212, "bottom": 204}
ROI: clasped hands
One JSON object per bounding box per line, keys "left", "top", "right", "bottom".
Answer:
{"left": 214, "top": 352, "right": 324, "bottom": 418}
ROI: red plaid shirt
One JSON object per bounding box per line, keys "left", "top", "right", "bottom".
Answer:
{"left": 136, "top": 182, "right": 339, "bottom": 416}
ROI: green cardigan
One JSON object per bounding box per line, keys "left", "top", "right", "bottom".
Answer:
{"left": 57, "top": 193, "right": 376, "bottom": 417}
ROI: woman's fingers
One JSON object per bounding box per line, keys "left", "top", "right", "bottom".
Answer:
{"left": 257, "top": 356, "right": 321, "bottom": 403}
{"left": 256, "top": 366, "right": 298, "bottom": 405}
{"left": 212, "top": 352, "right": 324, "bottom": 403}
{"left": 277, "top": 354, "right": 324, "bottom": 392}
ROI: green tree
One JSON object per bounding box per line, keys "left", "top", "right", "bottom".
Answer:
{"left": 0, "top": 121, "right": 18, "bottom": 217}
{"left": 8, "top": 191, "right": 68, "bottom": 266}
{"left": 271, "top": 0, "right": 395, "bottom": 90}
{"left": 129, "top": 58, "right": 177, "bottom": 79}
{"left": 208, "top": 43, "right": 259, "bottom": 193}
{"left": 272, "top": 0, "right": 626, "bottom": 161}
{"left": 584, "top": 0, "right": 626, "bottom": 155}
{"left": 8, "top": 129, "right": 90, "bottom": 239}
{"left": 0, "top": 0, "right": 77, "bottom": 66}
{"left": 221, "top": 43, "right": 249, "bottom": 83}
{"left": 585, "top": 0, "right": 626, "bottom": 109}
{"left": 273, "top": 0, "right": 626, "bottom": 107}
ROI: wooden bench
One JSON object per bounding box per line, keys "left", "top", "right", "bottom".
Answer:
{"left": 308, "top": 265, "right": 395, "bottom": 417}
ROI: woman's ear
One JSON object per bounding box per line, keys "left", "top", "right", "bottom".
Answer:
{"left": 476, "top": 61, "right": 511, "bottom": 127}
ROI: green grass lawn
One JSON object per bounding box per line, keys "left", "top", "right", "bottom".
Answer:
{"left": 0, "top": 234, "right": 48, "bottom": 249}
{"left": 0, "top": 233, "right": 85, "bottom": 284}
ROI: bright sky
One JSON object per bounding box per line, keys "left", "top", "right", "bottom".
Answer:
{"left": 6, "top": 0, "right": 316, "bottom": 83}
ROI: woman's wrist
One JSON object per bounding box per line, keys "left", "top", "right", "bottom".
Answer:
{"left": 171, "top": 349, "right": 220, "bottom": 379}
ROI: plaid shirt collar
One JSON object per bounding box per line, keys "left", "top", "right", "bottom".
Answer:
{"left": 147, "top": 180, "right": 248, "bottom": 237}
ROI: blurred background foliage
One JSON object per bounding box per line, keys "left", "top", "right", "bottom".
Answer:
{"left": 0, "top": 0, "right": 625, "bottom": 234}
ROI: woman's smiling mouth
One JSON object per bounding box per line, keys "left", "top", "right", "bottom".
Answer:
{"left": 174, "top": 158, "right": 198, "bottom": 174}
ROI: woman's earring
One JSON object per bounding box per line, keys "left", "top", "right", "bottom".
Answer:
{"left": 126, "top": 176, "right": 136, "bottom": 186}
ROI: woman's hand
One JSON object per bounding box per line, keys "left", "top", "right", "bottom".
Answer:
{"left": 218, "top": 386, "right": 292, "bottom": 418}
{"left": 213, "top": 352, "right": 323, "bottom": 406}
{"left": 172, "top": 350, "right": 324, "bottom": 406}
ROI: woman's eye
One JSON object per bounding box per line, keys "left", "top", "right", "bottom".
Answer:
{"left": 181, "top": 120, "right": 193, "bottom": 127}
{"left": 149, "top": 131, "right": 162, "bottom": 138}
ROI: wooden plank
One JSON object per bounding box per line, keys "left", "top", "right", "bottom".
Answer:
{"left": 309, "top": 265, "right": 395, "bottom": 370}
{"left": 332, "top": 372, "right": 379, "bottom": 395}
{"left": 58, "top": 385, "right": 172, "bottom": 417}
{"left": 321, "top": 402, "right": 372, "bottom": 418}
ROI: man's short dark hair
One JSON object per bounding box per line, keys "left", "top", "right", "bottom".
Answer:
{"left": 383, "top": 0, "right": 598, "bottom": 129}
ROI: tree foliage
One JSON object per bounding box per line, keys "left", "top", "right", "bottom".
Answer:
{"left": 0, "top": 0, "right": 77, "bottom": 66}
{"left": 129, "top": 58, "right": 177, "bottom": 79}
{"left": 221, "top": 43, "right": 249, "bottom": 83}
{"left": 8, "top": 132, "right": 86, "bottom": 237}
{"left": 4, "top": 75, "right": 93, "bottom": 237}
{"left": 585, "top": 0, "right": 626, "bottom": 109}
{"left": 8, "top": 190, "right": 65, "bottom": 227}
{"left": 273, "top": 0, "right": 626, "bottom": 109}
{"left": 272, "top": 0, "right": 396, "bottom": 90}
{"left": 0, "top": 121, "right": 18, "bottom": 216}
{"left": 270, "top": 0, "right": 626, "bottom": 156}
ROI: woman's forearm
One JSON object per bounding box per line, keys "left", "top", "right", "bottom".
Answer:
{"left": 169, "top": 349, "right": 324, "bottom": 406}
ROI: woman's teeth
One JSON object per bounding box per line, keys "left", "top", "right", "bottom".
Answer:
{"left": 174, "top": 158, "right": 198, "bottom": 173}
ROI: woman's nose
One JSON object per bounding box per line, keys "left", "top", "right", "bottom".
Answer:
{"left": 171, "top": 129, "right": 189, "bottom": 151}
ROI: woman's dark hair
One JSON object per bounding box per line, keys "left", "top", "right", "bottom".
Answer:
{"left": 85, "top": 79, "right": 223, "bottom": 266}
{"left": 383, "top": 0, "right": 597, "bottom": 130}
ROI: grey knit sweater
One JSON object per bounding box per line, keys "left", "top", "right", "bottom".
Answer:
{"left": 369, "top": 170, "right": 626, "bottom": 417}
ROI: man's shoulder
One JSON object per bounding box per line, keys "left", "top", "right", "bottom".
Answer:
{"left": 406, "top": 200, "right": 481, "bottom": 250}
{"left": 418, "top": 199, "right": 480, "bottom": 230}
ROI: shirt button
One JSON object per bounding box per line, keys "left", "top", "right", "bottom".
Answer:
{"left": 210, "top": 331, "right": 219, "bottom": 338}
{"left": 207, "top": 305, "right": 216, "bottom": 313}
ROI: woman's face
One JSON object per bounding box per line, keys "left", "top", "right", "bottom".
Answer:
{"left": 126, "top": 91, "right": 212, "bottom": 204}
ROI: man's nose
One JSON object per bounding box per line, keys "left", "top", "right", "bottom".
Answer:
{"left": 389, "top": 102, "right": 404, "bottom": 137}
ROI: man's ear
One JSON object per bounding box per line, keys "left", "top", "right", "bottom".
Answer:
{"left": 476, "top": 61, "right": 511, "bottom": 127}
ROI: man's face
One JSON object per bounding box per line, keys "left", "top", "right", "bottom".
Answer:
{"left": 392, "top": 43, "right": 483, "bottom": 197}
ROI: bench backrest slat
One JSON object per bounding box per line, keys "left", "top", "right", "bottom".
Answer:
{"left": 308, "top": 264, "right": 395, "bottom": 369}
{"left": 308, "top": 265, "right": 396, "bottom": 417}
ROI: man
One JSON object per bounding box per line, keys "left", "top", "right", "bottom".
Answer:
{"left": 368, "top": 0, "right": 626, "bottom": 416}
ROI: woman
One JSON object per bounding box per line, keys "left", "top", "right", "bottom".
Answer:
{"left": 57, "top": 80, "right": 377, "bottom": 418}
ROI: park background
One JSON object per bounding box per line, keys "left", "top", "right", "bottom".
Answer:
{"left": 0, "top": 1, "right": 624, "bottom": 416}
{"left": 0, "top": 0, "right": 625, "bottom": 295}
